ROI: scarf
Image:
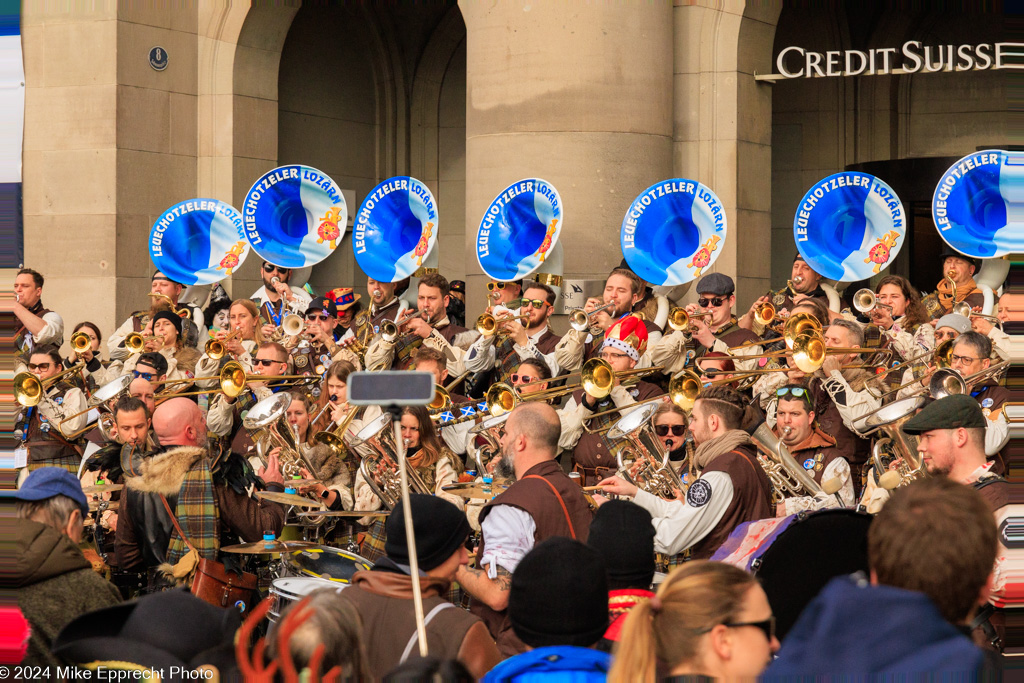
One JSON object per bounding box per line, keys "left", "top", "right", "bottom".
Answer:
{"left": 167, "top": 456, "right": 219, "bottom": 563}
{"left": 936, "top": 277, "right": 978, "bottom": 311}
{"left": 693, "top": 429, "right": 751, "bottom": 470}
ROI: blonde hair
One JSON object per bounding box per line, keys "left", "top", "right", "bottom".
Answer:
{"left": 229, "top": 299, "right": 265, "bottom": 344}
{"left": 608, "top": 561, "right": 757, "bottom": 683}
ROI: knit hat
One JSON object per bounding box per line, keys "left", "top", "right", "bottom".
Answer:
{"left": 151, "top": 310, "right": 183, "bottom": 339}
{"left": 587, "top": 500, "right": 656, "bottom": 590}
{"left": 601, "top": 314, "right": 648, "bottom": 362}
{"left": 509, "top": 537, "right": 609, "bottom": 648}
{"left": 935, "top": 313, "right": 971, "bottom": 335}
{"left": 385, "top": 494, "right": 471, "bottom": 571}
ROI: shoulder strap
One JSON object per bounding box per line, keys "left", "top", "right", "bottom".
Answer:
{"left": 523, "top": 474, "right": 577, "bottom": 540}
{"left": 399, "top": 602, "right": 456, "bottom": 664}
{"left": 160, "top": 494, "right": 197, "bottom": 553}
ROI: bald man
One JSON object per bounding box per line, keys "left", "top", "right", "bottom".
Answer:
{"left": 115, "top": 398, "right": 286, "bottom": 586}
{"left": 128, "top": 377, "right": 156, "bottom": 416}
{"left": 457, "top": 402, "right": 594, "bottom": 657}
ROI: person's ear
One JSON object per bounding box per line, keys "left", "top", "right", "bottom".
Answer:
{"left": 807, "top": 410, "right": 816, "bottom": 424}
{"left": 66, "top": 509, "right": 82, "bottom": 538}
{"left": 977, "top": 572, "right": 995, "bottom": 609}
{"left": 708, "top": 623, "right": 732, "bottom": 661}
{"left": 981, "top": 357, "right": 990, "bottom": 370}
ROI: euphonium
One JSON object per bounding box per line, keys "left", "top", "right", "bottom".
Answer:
{"left": 608, "top": 402, "right": 687, "bottom": 500}
{"left": 854, "top": 396, "right": 927, "bottom": 491}
{"left": 347, "top": 414, "right": 431, "bottom": 510}
{"left": 749, "top": 422, "right": 823, "bottom": 505}
{"left": 242, "top": 392, "right": 318, "bottom": 477}
{"left": 71, "top": 331, "right": 92, "bottom": 353}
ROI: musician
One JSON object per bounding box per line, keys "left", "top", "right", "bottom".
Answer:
{"left": 695, "top": 352, "right": 737, "bottom": 387}
{"left": 598, "top": 386, "right": 772, "bottom": 560}
{"left": 116, "top": 310, "right": 201, "bottom": 387}
{"left": 364, "top": 273, "right": 475, "bottom": 372}
{"left": 457, "top": 402, "right": 593, "bottom": 657}
{"left": 561, "top": 317, "right": 663, "bottom": 486}
{"left": 312, "top": 360, "right": 383, "bottom": 444}
{"left": 297, "top": 296, "right": 362, "bottom": 371}
{"left": 934, "top": 313, "right": 971, "bottom": 346}
{"left": 108, "top": 271, "right": 201, "bottom": 361}
{"left": 355, "top": 406, "right": 465, "bottom": 562}
{"left": 251, "top": 261, "right": 312, "bottom": 331}
{"left": 869, "top": 275, "right": 934, "bottom": 362}
{"left": 949, "top": 333, "right": 1009, "bottom": 473}
{"left": 926, "top": 248, "right": 985, "bottom": 318}
{"left": 484, "top": 278, "right": 522, "bottom": 309}
{"left": 115, "top": 398, "right": 286, "bottom": 588}
{"left": 750, "top": 299, "right": 837, "bottom": 409}
{"left": 464, "top": 281, "right": 562, "bottom": 383}
{"left": 325, "top": 287, "right": 362, "bottom": 339}
{"left": 413, "top": 347, "right": 474, "bottom": 460}
{"left": 969, "top": 310, "right": 1010, "bottom": 361}
{"left": 194, "top": 299, "right": 263, "bottom": 386}
{"left": 62, "top": 322, "right": 113, "bottom": 389}
{"left": 653, "top": 402, "right": 691, "bottom": 480}
{"left": 14, "top": 268, "right": 63, "bottom": 369}
{"left": 555, "top": 268, "right": 662, "bottom": 372}
{"left": 129, "top": 377, "right": 157, "bottom": 415}
{"left": 288, "top": 393, "right": 355, "bottom": 512}
{"left": 17, "top": 347, "right": 89, "bottom": 474}
{"left": 365, "top": 275, "right": 410, "bottom": 332}
{"left": 650, "top": 273, "right": 762, "bottom": 375}
{"left": 447, "top": 279, "right": 467, "bottom": 327}
{"left": 114, "top": 396, "right": 156, "bottom": 476}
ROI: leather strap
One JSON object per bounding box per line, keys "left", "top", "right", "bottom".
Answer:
{"left": 159, "top": 494, "right": 198, "bottom": 554}
{"left": 523, "top": 474, "right": 576, "bottom": 540}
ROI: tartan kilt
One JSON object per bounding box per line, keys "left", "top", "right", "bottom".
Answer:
{"left": 655, "top": 551, "right": 689, "bottom": 573}
{"left": 27, "top": 453, "right": 81, "bottom": 473}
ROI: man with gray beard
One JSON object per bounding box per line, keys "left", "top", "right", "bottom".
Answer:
{"left": 457, "top": 402, "right": 594, "bottom": 657}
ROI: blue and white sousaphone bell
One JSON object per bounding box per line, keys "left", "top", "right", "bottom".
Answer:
{"left": 353, "top": 176, "right": 439, "bottom": 284}
{"left": 476, "top": 178, "right": 563, "bottom": 285}
{"left": 149, "top": 198, "right": 251, "bottom": 286}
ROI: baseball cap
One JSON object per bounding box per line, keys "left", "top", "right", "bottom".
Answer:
{"left": 15, "top": 467, "right": 89, "bottom": 517}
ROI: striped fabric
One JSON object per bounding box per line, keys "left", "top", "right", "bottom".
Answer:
{"left": 167, "top": 457, "right": 220, "bottom": 563}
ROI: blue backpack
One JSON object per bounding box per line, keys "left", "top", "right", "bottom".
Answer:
{"left": 484, "top": 646, "right": 611, "bottom": 683}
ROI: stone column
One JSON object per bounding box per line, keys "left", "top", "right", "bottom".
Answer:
{"left": 460, "top": 3, "right": 674, "bottom": 317}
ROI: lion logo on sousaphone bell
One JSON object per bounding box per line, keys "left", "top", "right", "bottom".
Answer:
{"left": 687, "top": 235, "right": 722, "bottom": 279}
{"left": 316, "top": 207, "right": 345, "bottom": 250}
{"left": 864, "top": 230, "right": 900, "bottom": 274}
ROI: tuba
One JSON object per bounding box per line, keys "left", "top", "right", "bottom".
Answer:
{"left": 607, "top": 402, "right": 687, "bottom": 500}
{"left": 749, "top": 422, "right": 824, "bottom": 505}
{"left": 347, "top": 413, "right": 431, "bottom": 510}
{"left": 854, "top": 396, "right": 927, "bottom": 490}
{"left": 242, "top": 392, "right": 317, "bottom": 478}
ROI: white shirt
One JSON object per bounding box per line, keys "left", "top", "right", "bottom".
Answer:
{"left": 464, "top": 324, "right": 560, "bottom": 377}
{"left": 631, "top": 471, "right": 735, "bottom": 556}
{"left": 250, "top": 285, "right": 312, "bottom": 315}
{"left": 478, "top": 505, "right": 537, "bottom": 578}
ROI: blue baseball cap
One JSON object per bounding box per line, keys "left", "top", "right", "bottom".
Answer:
{"left": 15, "top": 467, "right": 89, "bottom": 517}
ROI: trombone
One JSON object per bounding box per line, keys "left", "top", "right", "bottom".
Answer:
{"left": 867, "top": 339, "right": 956, "bottom": 400}
{"left": 728, "top": 312, "right": 822, "bottom": 353}
{"left": 153, "top": 360, "right": 318, "bottom": 402}
{"left": 14, "top": 362, "right": 87, "bottom": 408}
{"left": 567, "top": 301, "right": 616, "bottom": 333}
{"left": 951, "top": 301, "right": 1003, "bottom": 329}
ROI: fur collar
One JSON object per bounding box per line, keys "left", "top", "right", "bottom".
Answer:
{"left": 124, "top": 446, "right": 205, "bottom": 496}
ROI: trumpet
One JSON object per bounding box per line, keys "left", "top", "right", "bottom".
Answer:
{"left": 148, "top": 292, "right": 191, "bottom": 319}
{"left": 667, "top": 307, "right": 715, "bottom": 333}
{"left": 205, "top": 329, "right": 243, "bottom": 360}
{"left": 852, "top": 288, "right": 893, "bottom": 316}
{"left": 568, "top": 301, "right": 616, "bottom": 333}
{"left": 71, "top": 332, "right": 92, "bottom": 353}
{"left": 125, "top": 332, "right": 164, "bottom": 354}
{"left": 14, "top": 362, "right": 86, "bottom": 407}
{"left": 476, "top": 311, "right": 530, "bottom": 337}
{"left": 380, "top": 310, "right": 425, "bottom": 343}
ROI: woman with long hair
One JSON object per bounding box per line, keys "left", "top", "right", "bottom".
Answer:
{"left": 194, "top": 299, "right": 265, "bottom": 388}
{"left": 118, "top": 309, "right": 200, "bottom": 384}
{"left": 64, "top": 321, "right": 116, "bottom": 388}
{"left": 609, "top": 561, "right": 779, "bottom": 682}
{"left": 355, "top": 405, "right": 464, "bottom": 562}
{"left": 872, "top": 275, "right": 934, "bottom": 362}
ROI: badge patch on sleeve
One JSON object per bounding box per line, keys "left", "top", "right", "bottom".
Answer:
{"left": 686, "top": 479, "right": 713, "bottom": 508}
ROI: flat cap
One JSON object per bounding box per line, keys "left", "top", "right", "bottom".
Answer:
{"left": 902, "top": 394, "right": 986, "bottom": 434}
{"left": 696, "top": 272, "right": 734, "bottom": 296}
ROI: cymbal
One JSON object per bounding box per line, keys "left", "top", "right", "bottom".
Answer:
{"left": 281, "top": 478, "right": 320, "bottom": 488}
{"left": 441, "top": 482, "right": 509, "bottom": 500}
{"left": 89, "top": 500, "right": 119, "bottom": 512}
{"left": 83, "top": 483, "right": 124, "bottom": 494}
{"left": 220, "top": 539, "right": 321, "bottom": 555}
{"left": 294, "top": 510, "right": 391, "bottom": 518}
{"left": 256, "top": 491, "right": 324, "bottom": 508}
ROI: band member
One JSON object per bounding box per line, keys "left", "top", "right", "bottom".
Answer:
{"left": 869, "top": 275, "right": 934, "bottom": 362}
{"left": 364, "top": 273, "right": 475, "bottom": 372}
{"left": 949, "top": 333, "right": 1009, "bottom": 474}
{"left": 750, "top": 299, "right": 835, "bottom": 407}
{"left": 773, "top": 385, "right": 854, "bottom": 515}
{"left": 969, "top": 309, "right": 1010, "bottom": 361}
{"left": 457, "top": 402, "right": 593, "bottom": 657}
{"left": 324, "top": 287, "right": 362, "bottom": 339}
{"left": 934, "top": 313, "right": 972, "bottom": 346}
{"left": 312, "top": 360, "right": 383, "bottom": 447}
{"left": 695, "top": 353, "right": 737, "bottom": 388}
{"left": 14, "top": 268, "right": 64, "bottom": 367}
{"left": 108, "top": 271, "right": 201, "bottom": 361}
{"left": 114, "top": 396, "right": 157, "bottom": 478}
{"left": 554, "top": 269, "right": 657, "bottom": 373}
{"left": 925, "top": 248, "right": 985, "bottom": 318}
{"left": 117, "top": 310, "right": 201, "bottom": 387}
{"left": 355, "top": 406, "right": 465, "bottom": 561}
{"left": 561, "top": 317, "right": 662, "bottom": 485}
{"left": 296, "top": 296, "right": 362, "bottom": 371}
{"left": 464, "top": 281, "right": 563, "bottom": 383}
{"left": 17, "top": 347, "right": 89, "bottom": 474}
{"left": 290, "top": 392, "right": 355, "bottom": 512}
{"left": 484, "top": 279, "right": 522, "bottom": 309}
{"left": 413, "top": 347, "right": 474, "bottom": 459}
{"left": 598, "top": 386, "right": 773, "bottom": 560}
{"left": 129, "top": 377, "right": 157, "bottom": 416}
{"left": 115, "top": 398, "right": 286, "bottom": 589}
{"left": 194, "top": 299, "right": 264, "bottom": 386}
{"left": 64, "top": 322, "right": 115, "bottom": 389}
{"left": 653, "top": 401, "right": 691, "bottom": 481}
{"left": 650, "top": 274, "right": 762, "bottom": 375}
{"left": 251, "top": 261, "right": 312, "bottom": 330}
{"left": 447, "top": 279, "right": 467, "bottom": 327}
{"left": 365, "top": 275, "right": 410, "bottom": 332}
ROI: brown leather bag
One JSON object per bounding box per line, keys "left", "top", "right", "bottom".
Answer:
{"left": 160, "top": 496, "right": 258, "bottom": 613}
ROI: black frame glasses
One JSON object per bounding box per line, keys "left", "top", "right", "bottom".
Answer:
{"left": 263, "top": 264, "right": 290, "bottom": 275}
{"left": 723, "top": 616, "right": 775, "bottom": 642}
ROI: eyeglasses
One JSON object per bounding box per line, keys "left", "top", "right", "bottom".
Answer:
{"left": 511, "top": 373, "right": 538, "bottom": 384}
{"left": 697, "top": 296, "right": 729, "bottom": 308}
{"left": 28, "top": 363, "right": 54, "bottom": 371}
{"left": 950, "top": 353, "right": 981, "bottom": 364}
{"left": 306, "top": 313, "right": 331, "bottom": 322}
{"left": 132, "top": 370, "right": 156, "bottom": 381}
{"left": 654, "top": 424, "right": 687, "bottom": 437}
{"left": 723, "top": 617, "right": 775, "bottom": 642}
{"left": 254, "top": 358, "right": 280, "bottom": 367}
{"left": 263, "top": 264, "right": 290, "bottom": 274}
{"left": 521, "top": 299, "right": 549, "bottom": 310}
{"left": 486, "top": 282, "right": 508, "bottom": 292}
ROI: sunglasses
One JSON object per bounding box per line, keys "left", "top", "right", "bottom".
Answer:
{"left": 697, "top": 296, "right": 730, "bottom": 308}
{"left": 132, "top": 370, "right": 156, "bottom": 381}
{"left": 722, "top": 616, "right": 775, "bottom": 642}
{"left": 520, "top": 299, "right": 549, "bottom": 310}
{"left": 306, "top": 313, "right": 331, "bottom": 322}
{"left": 254, "top": 358, "right": 280, "bottom": 367}
{"left": 655, "top": 424, "right": 687, "bottom": 437}
{"left": 263, "top": 264, "right": 290, "bottom": 274}
{"left": 486, "top": 282, "right": 508, "bottom": 291}
{"left": 777, "top": 386, "right": 807, "bottom": 399}
{"left": 511, "top": 373, "right": 538, "bottom": 384}
{"left": 28, "top": 363, "right": 54, "bottom": 371}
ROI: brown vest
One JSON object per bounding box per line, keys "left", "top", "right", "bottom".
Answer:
{"left": 780, "top": 425, "right": 841, "bottom": 486}
{"left": 368, "top": 299, "right": 403, "bottom": 334}
{"left": 571, "top": 380, "right": 663, "bottom": 485}
{"left": 808, "top": 377, "right": 871, "bottom": 496}
{"left": 23, "top": 383, "right": 82, "bottom": 468}
{"left": 472, "top": 459, "right": 594, "bottom": 657}
{"left": 689, "top": 444, "right": 772, "bottom": 560}
{"left": 694, "top": 319, "right": 761, "bottom": 359}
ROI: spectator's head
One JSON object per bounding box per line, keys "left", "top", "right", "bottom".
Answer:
{"left": 153, "top": 398, "right": 206, "bottom": 448}
{"left": 691, "top": 386, "right": 745, "bottom": 445}
{"left": 509, "top": 537, "right": 608, "bottom": 649}
{"left": 501, "top": 402, "right": 562, "bottom": 476}
{"left": 114, "top": 396, "right": 151, "bottom": 447}
{"left": 15, "top": 268, "right": 44, "bottom": 307}
{"left": 869, "top": 477, "right": 998, "bottom": 625}
{"left": 609, "top": 561, "right": 778, "bottom": 683}
{"left": 267, "top": 589, "right": 369, "bottom": 679}
{"left": 385, "top": 494, "right": 471, "bottom": 582}
{"left": 15, "top": 467, "right": 90, "bottom": 543}
{"left": 587, "top": 500, "right": 655, "bottom": 591}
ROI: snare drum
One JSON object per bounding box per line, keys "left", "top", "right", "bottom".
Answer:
{"left": 288, "top": 546, "right": 373, "bottom": 583}
{"left": 268, "top": 577, "right": 337, "bottom": 624}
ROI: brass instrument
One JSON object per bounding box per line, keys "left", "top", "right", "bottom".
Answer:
{"left": 243, "top": 392, "right": 319, "bottom": 478}
{"left": 348, "top": 413, "right": 431, "bottom": 509}
{"left": 963, "top": 359, "right": 1010, "bottom": 390}
{"left": 58, "top": 374, "right": 133, "bottom": 427}
{"left": 928, "top": 368, "right": 967, "bottom": 399}
{"left": 125, "top": 332, "right": 163, "bottom": 354}
{"left": 152, "top": 360, "right": 317, "bottom": 402}
{"left": 469, "top": 412, "right": 510, "bottom": 474}
{"left": 607, "top": 402, "right": 687, "bottom": 499}
{"left": 854, "top": 396, "right": 927, "bottom": 490}
{"left": 476, "top": 311, "right": 530, "bottom": 337}
{"left": 727, "top": 312, "right": 822, "bottom": 353}
{"left": 567, "top": 301, "right": 616, "bottom": 333}
{"left": 753, "top": 301, "right": 776, "bottom": 327}
{"left": 205, "top": 329, "right": 243, "bottom": 360}
{"left": 428, "top": 386, "right": 452, "bottom": 413}
{"left": 852, "top": 288, "right": 893, "bottom": 316}
{"left": 666, "top": 307, "right": 714, "bottom": 333}
{"left": 71, "top": 332, "right": 92, "bottom": 353}
{"left": 310, "top": 402, "right": 359, "bottom": 459}
{"left": 749, "top": 422, "right": 823, "bottom": 505}
{"left": 870, "top": 339, "right": 956, "bottom": 400}
{"left": 14, "top": 363, "right": 86, "bottom": 408}
{"left": 148, "top": 292, "right": 191, "bottom": 319}
{"left": 380, "top": 310, "right": 425, "bottom": 343}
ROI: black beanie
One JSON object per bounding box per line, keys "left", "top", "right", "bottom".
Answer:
{"left": 385, "top": 494, "right": 470, "bottom": 571}
{"left": 151, "top": 310, "right": 183, "bottom": 339}
{"left": 587, "top": 500, "right": 656, "bottom": 590}
{"left": 509, "top": 537, "right": 608, "bottom": 648}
